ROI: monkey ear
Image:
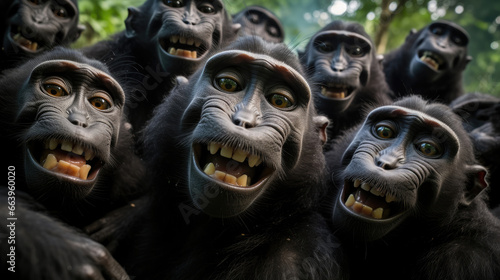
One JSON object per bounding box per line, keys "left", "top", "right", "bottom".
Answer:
{"left": 313, "top": 115, "right": 329, "bottom": 145}
{"left": 463, "top": 164, "right": 488, "bottom": 204}
{"left": 405, "top": 29, "right": 417, "bottom": 41}
{"left": 125, "top": 7, "right": 141, "bottom": 38}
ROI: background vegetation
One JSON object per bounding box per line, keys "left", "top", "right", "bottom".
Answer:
{"left": 75, "top": 0, "right": 500, "bottom": 96}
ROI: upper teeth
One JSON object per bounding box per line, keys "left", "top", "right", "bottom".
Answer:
{"left": 420, "top": 51, "right": 442, "bottom": 70}
{"left": 169, "top": 35, "right": 202, "bottom": 47}
{"left": 203, "top": 142, "right": 262, "bottom": 187}
{"left": 12, "top": 33, "right": 39, "bottom": 51}
{"left": 344, "top": 179, "right": 400, "bottom": 219}
{"left": 352, "top": 179, "right": 398, "bottom": 203}
{"left": 320, "top": 85, "right": 347, "bottom": 99}
{"left": 44, "top": 138, "right": 95, "bottom": 161}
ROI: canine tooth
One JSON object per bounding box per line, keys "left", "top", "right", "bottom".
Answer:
{"left": 191, "top": 51, "right": 197, "bottom": 59}
{"left": 232, "top": 149, "right": 247, "bottom": 163}
{"left": 370, "top": 188, "right": 383, "bottom": 196}
{"left": 353, "top": 179, "right": 361, "bottom": 188}
{"left": 61, "top": 140, "right": 73, "bottom": 152}
{"left": 248, "top": 154, "right": 260, "bottom": 167}
{"left": 209, "top": 143, "right": 221, "bottom": 155}
{"left": 195, "top": 39, "right": 201, "bottom": 47}
{"left": 170, "top": 35, "right": 179, "bottom": 43}
{"left": 49, "top": 139, "right": 58, "bottom": 150}
{"left": 214, "top": 170, "right": 226, "bottom": 181}
{"left": 220, "top": 146, "right": 233, "bottom": 158}
{"left": 345, "top": 194, "right": 355, "bottom": 207}
{"left": 31, "top": 42, "right": 38, "bottom": 51}
{"left": 168, "top": 47, "right": 176, "bottom": 55}
{"left": 372, "top": 208, "right": 384, "bottom": 219}
{"left": 79, "top": 164, "right": 91, "bottom": 180}
{"left": 385, "top": 194, "right": 397, "bottom": 203}
{"left": 67, "top": 164, "right": 80, "bottom": 177}
{"left": 362, "top": 205, "right": 373, "bottom": 216}
{"left": 320, "top": 87, "right": 326, "bottom": 96}
{"left": 43, "top": 154, "right": 57, "bottom": 170}
{"left": 361, "top": 183, "right": 371, "bottom": 191}
{"left": 187, "top": 37, "right": 194, "bottom": 45}
{"left": 72, "top": 144, "right": 84, "bottom": 155}
{"left": 237, "top": 174, "right": 248, "bottom": 187}
{"left": 13, "top": 33, "right": 20, "bottom": 40}
{"left": 84, "top": 150, "right": 94, "bottom": 161}
{"left": 179, "top": 36, "right": 186, "bottom": 44}
{"left": 203, "top": 162, "right": 215, "bottom": 175}
{"left": 57, "top": 160, "right": 70, "bottom": 173}
{"left": 352, "top": 202, "right": 363, "bottom": 213}
{"left": 255, "top": 158, "right": 263, "bottom": 166}
{"left": 175, "top": 49, "right": 183, "bottom": 56}
{"left": 224, "top": 174, "right": 237, "bottom": 185}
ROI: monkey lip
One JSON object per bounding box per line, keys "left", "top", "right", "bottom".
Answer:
{"left": 418, "top": 50, "right": 446, "bottom": 71}
{"left": 341, "top": 179, "right": 404, "bottom": 220}
{"left": 28, "top": 138, "right": 103, "bottom": 181}
{"left": 320, "top": 84, "right": 354, "bottom": 99}
{"left": 193, "top": 142, "right": 274, "bottom": 188}
{"left": 9, "top": 26, "right": 45, "bottom": 53}
{"left": 159, "top": 35, "right": 207, "bottom": 60}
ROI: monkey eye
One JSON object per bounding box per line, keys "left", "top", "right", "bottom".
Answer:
{"left": 216, "top": 77, "right": 241, "bottom": 92}
{"left": 314, "top": 41, "right": 334, "bottom": 53}
{"left": 89, "top": 94, "right": 113, "bottom": 111}
{"left": 42, "top": 79, "right": 69, "bottom": 97}
{"left": 451, "top": 34, "right": 466, "bottom": 46}
{"left": 374, "top": 125, "right": 396, "bottom": 139}
{"left": 431, "top": 26, "right": 444, "bottom": 35}
{"left": 247, "top": 12, "right": 261, "bottom": 24}
{"left": 267, "top": 93, "right": 294, "bottom": 109}
{"left": 199, "top": 4, "right": 215, "bottom": 14}
{"left": 163, "top": 0, "right": 184, "bottom": 8}
{"left": 416, "top": 142, "right": 442, "bottom": 157}
{"left": 52, "top": 6, "right": 68, "bottom": 18}
{"left": 346, "top": 45, "right": 365, "bottom": 57}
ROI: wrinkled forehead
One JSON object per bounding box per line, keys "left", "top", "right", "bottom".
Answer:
{"left": 312, "top": 30, "right": 372, "bottom": 48}
{"left": 203, "top": 50, "right": 311, "bottom": 99}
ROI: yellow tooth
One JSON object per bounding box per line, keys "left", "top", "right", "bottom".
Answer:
{"left": 43, "top": 154, "right": 57, "bottom": 170}
{"left": 57, "top": 160, "right": 70, "bottom": 173}
{"left": 237, "top": 174, "right": 248, "bottom": 187}
{"left": 170, "top": 35, "right": 179, "bottom": 43}
{"left": 72, "top": 144, "right": 84, "bottom": 155}
{"left": 372, "top": 208, "right": 383, "bottom": 219}
{"left": 13, "top": 33, "right": 20, "bottom": 40}
{"left": 321, "top": 87, "right": 326, "bottom": 96}
{"left": 61, "top": 140, "right": 73, "bottom": 152}
{"left": 361, "top": 183, "right": 371, "bottom": 191}
{"left": 209, "top": 143, "right": 221, "bottom": 155}
{"left": 353, "top": 179, "right": 361, "bottom": 188}
{"left": 232, "top": 149, "right": 247, "bottom": 163}
{"left": 67, "top": 164, "right": 80, "bottom": 177}
{"left": 385, "top": 194, "right": 397, "bottom": 203}
{"left": 220, "top": 146, "right": 233, "bottom": 158}
{"left": 49, "top": 139, "right": 58, "bottom": 150}
{"left": 31, "top": 42, "right": 38, "bottom": 51}
{"left": 187, "top": 37, "right": 194, "bottom": 45}
{"left": 85, "top": 150, "right": 94, "bottom": 161}
{"left": 168, "top": 47, "right": 176, "bottom": 55}
{"left": 353, "top": 202, "right": 363, "bottom": 213}
{"left": 214, "top": 170, "right": 226, "bottom": 181}
{"left": 370, "top": 188, "right": 383, "bottom": 196}
{"left": 345, "top": 194, "right": 355, "bottom": 207}
{"left": 175, "top": 49, "right": 183, "bottom": 56}
{"left": 224, "top": 174, "right": 237, "bottom": 185}
{"left": 255, "top": 158, "right": 263, "bottom": 166}
{"left": 179, "top": 36, "right": 186, "bottom": 44}
{"left": 362, "top": 205, "right": 373, "bottom": 216}
{"left": 248, "top": 154, "right": 260, "bottom": 167}
{"left": 79, "top": 164, "right": 91, "bottom": 180}
{"left": 203, "top": 162, "right": 215, "bottom": 175}
{"left": 195, "top": 39, "right": 201, "bottom": 47}
{"left": 191, "top": 51, "right": 197, "bottom": 59}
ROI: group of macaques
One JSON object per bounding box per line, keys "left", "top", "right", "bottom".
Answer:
{"left": 0, "top": 1, "right": 499, "bottom": 279}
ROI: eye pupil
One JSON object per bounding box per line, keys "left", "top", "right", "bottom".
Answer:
{"left": 217, "top": 78, "right": 239, "bottom": 92}
{"left": 269, "top": 94, "right": 293, "bottom": 109}
{"left": 375, "top": 125, "right": 394, "bottom": 139}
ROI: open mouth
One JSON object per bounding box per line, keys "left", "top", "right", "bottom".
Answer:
{"left": 419, "top": 50, "right": 445, "bottom": 71}
{"left": 194, "top": 142, "right": 274, "bottom": 188}
{"left": 320, "top": 84, "right": 354, "bottom": 99}
{"left": 342, "top": 179, "right": 403, "bottom": 219}
{"left": 159, "top": 35, "right": 207, "bottom": 59}
{"left": 29, "top": 138, "right": 102, "bottom": 181}
{"left": 10, "top": 26, "right": 44, "bottom": 52}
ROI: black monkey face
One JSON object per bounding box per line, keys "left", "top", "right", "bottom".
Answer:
{"left": 410, "top": 21, "right": 470, "bottom": 83}
{"left": 3, "top": 0, "right": 81, "bottom": 54}
{"left": 232, "top": 6, "right": 284, "bottom": 43}
{"left": 145, "top": 0, "right": 227, "bottom": 74}
{"left": 333, "top": 105, "right": 461, "bottom": 240}
{"left": 306, "top": 30, "right": 372, "bottom": 112}
{"left": 181, "top": 50, "right": 312, "bottom": 217}
{"left": 16, "top": 60, "right": 125, "bottom": 201}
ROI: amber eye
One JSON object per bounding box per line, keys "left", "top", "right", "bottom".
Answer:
{"left": 375, "top": 125, "right": 395, "bottom": 139}
{"left": 43, "top": 83, "right": 68, "bottom": 97}
{"left": 163, "top": 0, "right": 183, "bottom": 7}
{"left": 416, "top": 142, "right": 442, "bottom": 157}
{"left": 199, "top": 4, "right": 215, "bottom": 14}
{"left": 52, "top": 7, "right": 67, "bottom": 18}
{"left": 268, "top": 93, "right": 294, "bottom": 109}
{"left": 217, "top": 77, "right": 240, "bottom": 92}
{"left": 89, "top": 96, "right": 112, "bottom": 110}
